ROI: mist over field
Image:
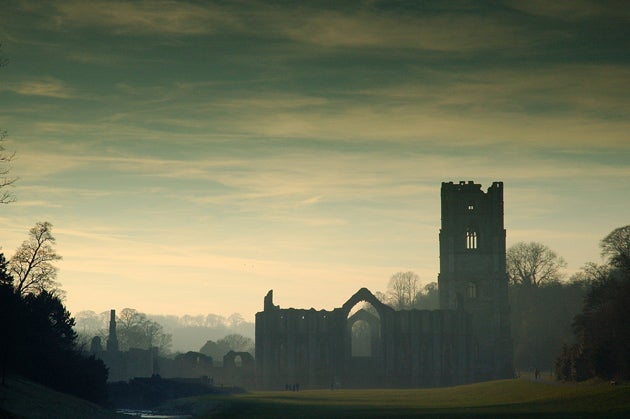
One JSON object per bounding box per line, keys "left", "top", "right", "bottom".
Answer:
{"left": 74, "top": 309, "right": 254, "bottom": 353}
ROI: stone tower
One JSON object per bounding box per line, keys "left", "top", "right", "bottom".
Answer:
{"left": 438, "top": 181, "right": 513, "bottom": 380}
{"left": 106, "top": 309, "right": 119, "bottom": 353}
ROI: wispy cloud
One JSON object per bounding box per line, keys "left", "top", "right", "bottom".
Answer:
{"left": 3, "top": 77, "right": 77, "bottom": 98}
{"left": 276, "top": 10, "right": 533, "bottom": 52}
{"left": 52, "top": 0, "right": 240, "bottom": 35}
{"left": 90, "top": 63, "right": 627, "bottom": 148}
{"left": 42, "top": 1, "right": 545, "bottom": 53}
{"left": 506, "top": 0, "right": 630, "bottom": 21}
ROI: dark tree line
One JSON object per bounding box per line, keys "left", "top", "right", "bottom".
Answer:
{"left": 509, "top": 277, "right": 587, "bottom": 371}
{"left": 555, "top": 226, "right": 630, "bottom": 382}
{"left": 0, "top": 252, "right": 108, "bottom": 403}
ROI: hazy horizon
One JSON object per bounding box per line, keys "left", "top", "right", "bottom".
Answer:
{"left": 1, "top": 1, "right": 629, "bottom": 321}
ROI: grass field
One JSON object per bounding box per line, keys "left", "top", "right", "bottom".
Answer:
{"left": 162, "top": 378, "right": 630, "bottom": 418}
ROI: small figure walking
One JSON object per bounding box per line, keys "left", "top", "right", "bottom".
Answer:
{"left": 534, "top": 368, "right": 540, "bottom": 380}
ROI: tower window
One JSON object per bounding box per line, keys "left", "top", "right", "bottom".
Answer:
{"left": 466, "top": 230, "right": 477, "bottom": 249}
{"left": 467, "top": 203, "right": 475, "bottom": 210}
{"left": 467, "top": 282, "right": 477, "bottom": 298}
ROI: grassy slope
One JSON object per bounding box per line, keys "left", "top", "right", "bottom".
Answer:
{"left": 0, "top": 376, "right": 124, "bottom": 419}
{"left": 163, "top": 379, "right": 630, "bottom": 418}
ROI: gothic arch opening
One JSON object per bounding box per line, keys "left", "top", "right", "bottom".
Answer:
{"left": 351, "top": 320, "right": 371, "bottom": 357}
{"left": 347, "top": 301, "right": 382, "bottom": 359}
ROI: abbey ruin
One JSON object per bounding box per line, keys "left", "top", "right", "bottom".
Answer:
{"left": 255, "top": 181, "right": 514, "bottom": 389}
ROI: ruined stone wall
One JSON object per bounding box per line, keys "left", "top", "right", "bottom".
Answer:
{"left": 255, "top": 288, "right": 472, "bottom": 389}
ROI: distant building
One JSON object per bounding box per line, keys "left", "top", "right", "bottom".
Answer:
{"left": 95, "top": 309, "right": 158, "bottom": 382}
{"left": 255, "top": 181, "right": 514, "bottom": 389}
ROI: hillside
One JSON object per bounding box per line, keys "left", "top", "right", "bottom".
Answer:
{"left": 0, "top": 376, "right": 124, "bottom": 419}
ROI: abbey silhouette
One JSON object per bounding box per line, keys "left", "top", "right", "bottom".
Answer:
{"left": 256, "top": 181, "right": 514, "bottom": 389}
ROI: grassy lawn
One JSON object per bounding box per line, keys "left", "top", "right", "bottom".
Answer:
{"left": 163, "top": 378, "right": 630, "bottom": 418}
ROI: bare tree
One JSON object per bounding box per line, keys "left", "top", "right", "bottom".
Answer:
{"left": 10, "top": 221, "right": 62, "bottom": 296}
{"left": 0, "top": 130, "right": 17, "bottom": 204}
{"left": 0, "top": 45, "right": 17, "bottom": 204}
{"left": 507, "top": 241, "right": 566, "bottom": 287}
{"left": 600, "top": 225, "right": 630, "bottom": 273}
{"left": 116, "top": 308, "right": 172, "bottom": 353}
{"left": 387, "top": 271, "right": 420, "bottom": 309}
{"left": 218, "top": 333, "right": 254, "bottom": 354}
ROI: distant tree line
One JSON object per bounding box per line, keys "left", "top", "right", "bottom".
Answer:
{"left": 0, "top": 223, "right": 108, "bottom": 404}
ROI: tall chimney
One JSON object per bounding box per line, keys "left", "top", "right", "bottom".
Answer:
{"left": 106, "top": 309, "right": 119, "bottom": 352}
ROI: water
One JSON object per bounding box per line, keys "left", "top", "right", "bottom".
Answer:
{"left": 116, "top": 409, "right": 192, "bottom": 418}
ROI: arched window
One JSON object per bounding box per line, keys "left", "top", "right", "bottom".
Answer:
{"left": 466, "top": 230, "right": 477, "bottom": 249}
{"left": 347, "top": 302, "right": 381, "bottom": 358}
{"left": 467, "top": 282, "right": 477, "bottom": 299}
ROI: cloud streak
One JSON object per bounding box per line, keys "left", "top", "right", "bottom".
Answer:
{"left": 3, "top": 77, "right": 77, "bottom": 98}
{"left": 52, "top": 0, "right": 240, "bottom": 35}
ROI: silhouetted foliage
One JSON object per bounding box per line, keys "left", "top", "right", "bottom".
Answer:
{"left": 0, "top": 283, "right": 108, "bottom": 402}
{"left": 413, "top": 281, "right": 439, "bottom": 310}
{"left": 555, "top": 343, "right": 590, "bottom": 382}
{"left": 0, "top": 256, "right": 17, "bottom": 385}
{"left": 0, "top": 252, "right": 12, "bottom": 287}
{"left": 601, "top": 225, "right": 630, "bottom": 272}
{"left": 21, "top": 291, "right": 77, "bottom": 353}
{"left": 9, "top": 221, "right": 62, "bottom": 296}
{"left": 555, "top": 226, "right": 630, "bottom": 381}
{"left": 510, "top": 279, "right": 587, "bottom": 371}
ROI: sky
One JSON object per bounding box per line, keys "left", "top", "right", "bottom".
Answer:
{"left": 0, "top": 0, "right": 629, "bottom": 321}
